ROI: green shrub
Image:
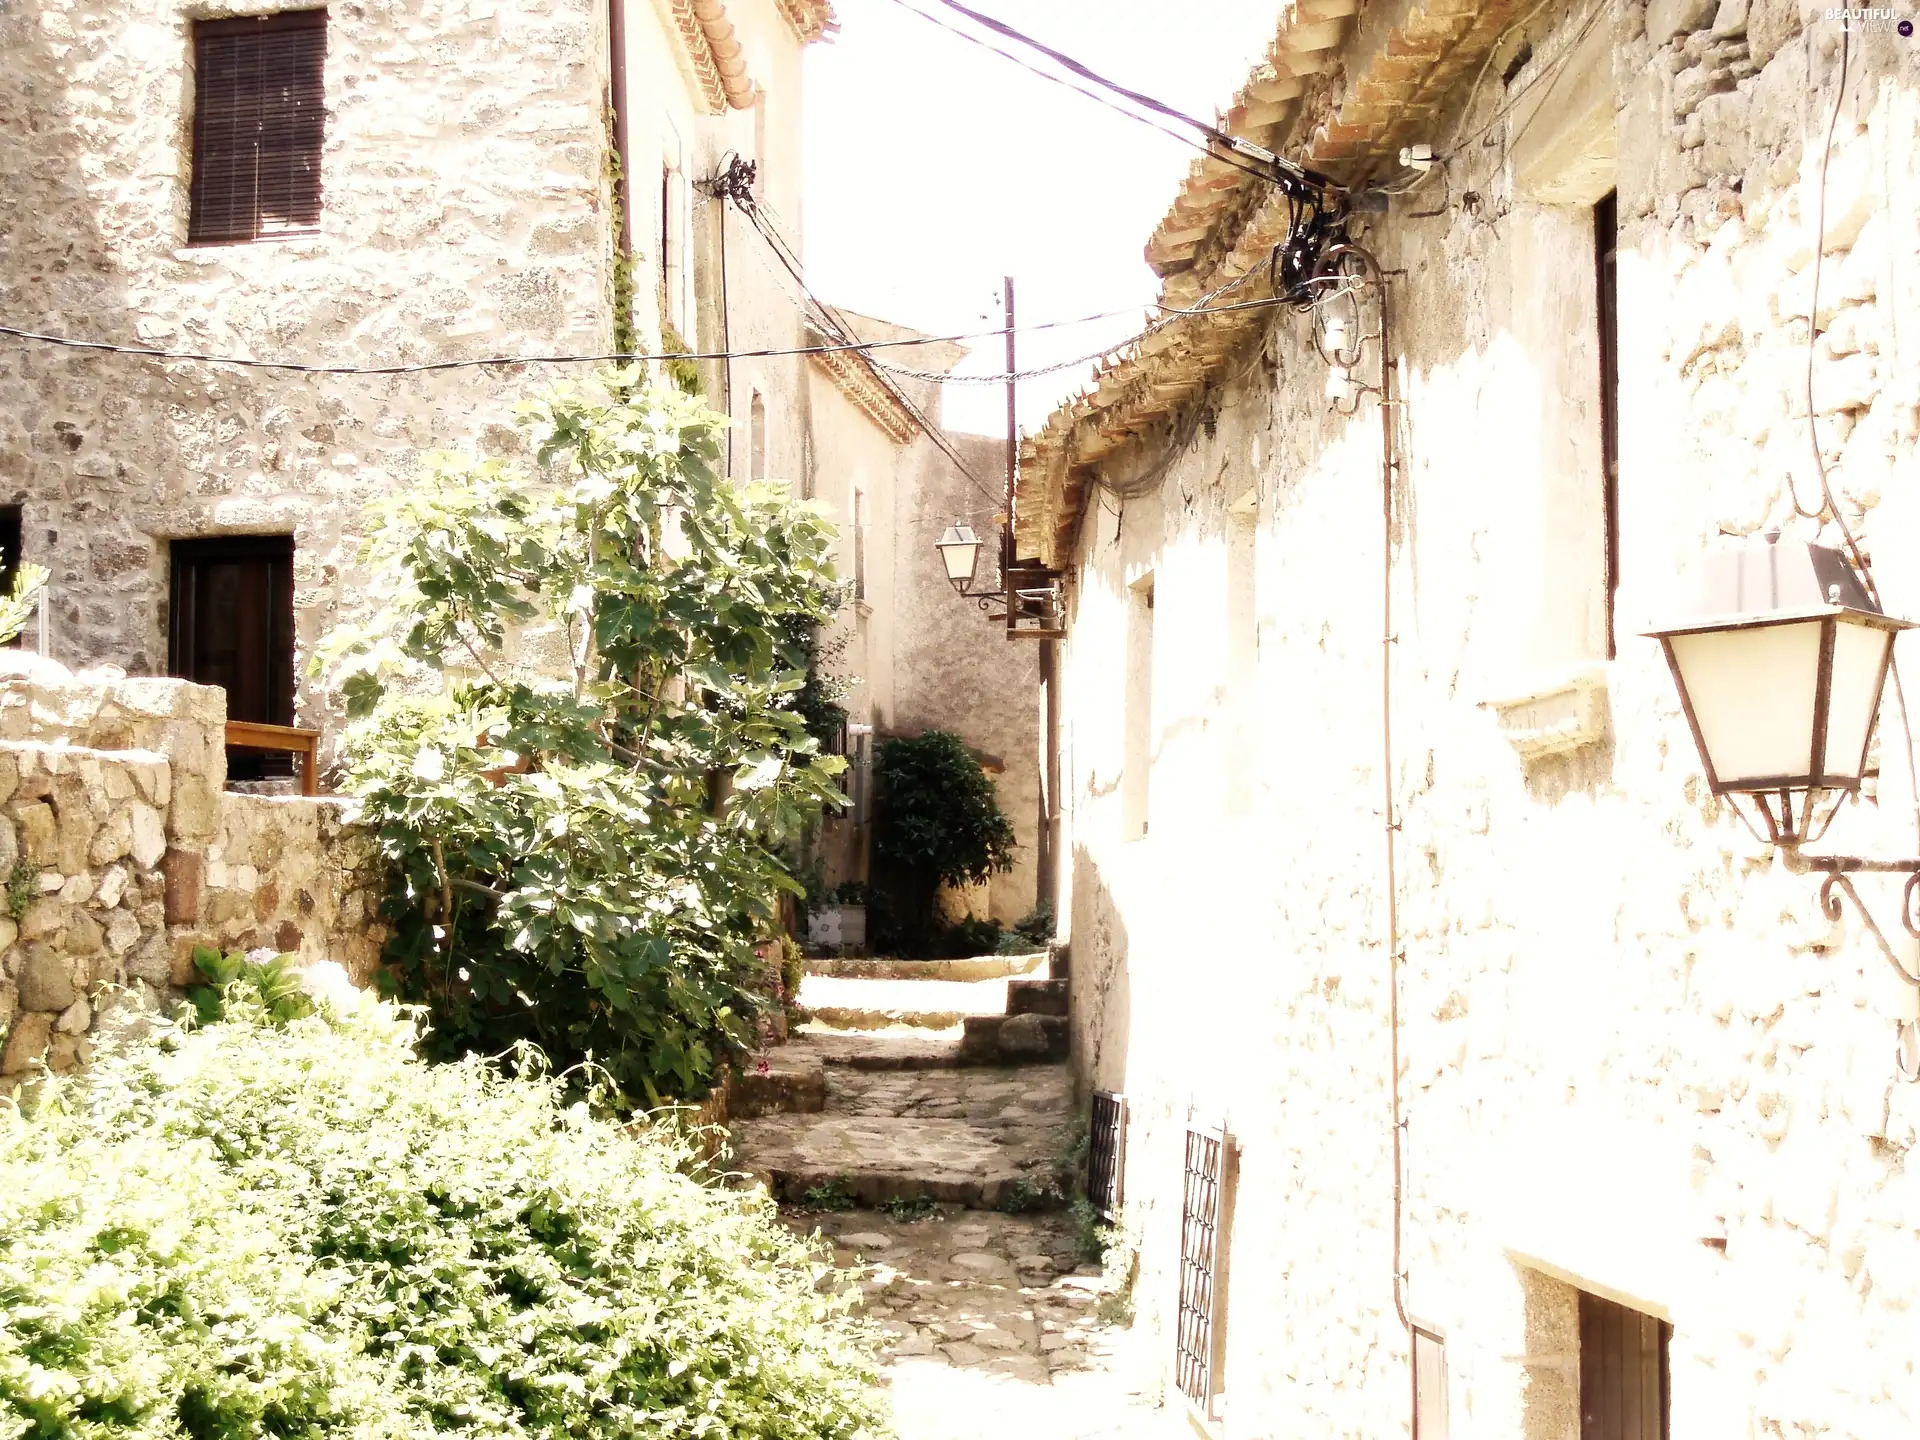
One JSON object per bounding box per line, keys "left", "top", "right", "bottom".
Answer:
{"left": 0, "top": 988, "right": 883, "bottom": 1440}
{"left": 184, "top": 945, "right": 313, "bottom": 1028}
{"left": 938, "top": 917, "right": 1001, "bottom": 959}
{"left": 997, "top": 901, "right": 1054, "bottom": 953}
{"left": 319, "top": 374, "right": 847, "bottom": 1106}
{"left": 871, "top": 733, "right": 1014, "bottom": 954}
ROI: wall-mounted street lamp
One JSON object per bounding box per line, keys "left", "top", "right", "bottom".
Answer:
{"left": 936, "top": 522, "right": 984, "bottom": 593}
{"left": 1648, "top": 532, "right": 1920, "bottom": 1078}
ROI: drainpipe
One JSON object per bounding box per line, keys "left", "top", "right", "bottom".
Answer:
{"left": 1322, "top": 242, "right": 1412, "bottom": 1367}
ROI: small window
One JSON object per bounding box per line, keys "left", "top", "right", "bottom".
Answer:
{"left": 853, "top": 486, "right": 867, "bottom": 601}
{"left": 1175, "top": 1123, "right": 1227, "bottom": 1419}
{"left": 170, "top": 536, "right": 296, "bottom": 778}
{"left": 1413, "top": 1325, "right": 1449, "bottom": 1438}
{"left": 1086, "top": 1090, "right": 1126, "bottom": 1219}
{"left": 1595, "top": 190, "right": 1620, "bottom": 659}
{"left": 1122, "top": 576, "right": 1154, "bottom": 839}
{"left": 189, "top": 11, "right": 329, "bottom": 245}
{"left": 1579, "top": 1291, "right": 1670, "bottom": 1440}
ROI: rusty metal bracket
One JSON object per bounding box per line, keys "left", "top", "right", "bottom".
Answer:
{"left": 1785, "top": 851, "right": 1920, "bottom": 1082}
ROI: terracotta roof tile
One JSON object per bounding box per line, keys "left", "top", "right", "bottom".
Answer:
{"left": 1017, "top": 0, "right": 1532, "bottom": 568}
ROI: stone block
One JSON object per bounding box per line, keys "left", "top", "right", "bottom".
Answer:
{"left": 63, "top": 912, "right": 103, "bottom": 955}
{"left": 0, "top": 980, "right": 13, "bottom": 1032}
{"left": 16, "top": 803, "right": 55, "bottom": 867}
{"left": 1648, "top": 0, "right": 1718, "bottom": 46}
{"left": 89, "top": 807, "right": 132, "bottom": 866}
{"left": 45, "top": 1033, "right": 91, "bottom": 1074}
{"left": 16, "top": 945, "right": 75, "bottom": 1012}
{"left": 1, "top": 1011, "right": 52, "bottom": 1073}
{"left": 167, "top": 930, "right": 216, "bottom": 987}
{"left": 126, "top": 933, "right": 173, "bottom": 988}
{"left": 97, "top": 863, "right": 128, "bottom": 910}
{"left": 55, "top": 997, "right": 89, "bottom": 1034}
{"left": 997, "top": 1013, "right": 1054, "bottom": 1058}
{"left": 129, "top": 802, "right": 166, "bottom": 869}
{"left": 1007, "top": 978, "right": 1070, "bottom": 1017}
{"left": 162, "top": 848, "right": 202, "bottom": 924}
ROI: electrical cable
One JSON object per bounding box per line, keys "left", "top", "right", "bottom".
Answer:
{"left": 1795, "top": 25, "right": 1920, "bottom": 863}
{"left": 0, "top": 301, "right": 1202, "bottom": 377}
{"left": 878, "top": 0, "right": 1283, "bottom": 190}
{"left": 906, "top": 0, "right": 1331, "bottom": 190}
{"left": 731, "top": 193, "right": 1003, "bottom": 506}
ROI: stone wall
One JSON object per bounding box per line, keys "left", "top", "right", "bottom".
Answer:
{"left": 0, "top": 0, "right": 612, "bottom": 741}
{"left": 0, "top": 661, "right": 385, "bottom": 1079}
{"left": 1059, "top": 2, "right": 1920, "bottom": 1436}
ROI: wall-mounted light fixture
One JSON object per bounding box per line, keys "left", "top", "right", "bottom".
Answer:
{"left": 936, "top": 522, "right": 984, "bottom": 594}
{"left": 1647, "top": 532, "right": 1920, "bottom": 1078}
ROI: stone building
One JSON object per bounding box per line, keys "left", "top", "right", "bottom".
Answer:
{"left": 0, "top": 0, "right": 833, "bottom": 776}
{"left": 806, "top": 308, "right": 1043, "bottom": 924}
{"left": 1016, "top": 0, "right": 1920, "bottom": 1434}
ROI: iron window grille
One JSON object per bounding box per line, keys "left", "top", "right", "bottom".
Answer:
{"left": 1087, "top": 1091, "right": 1126, "bottom": 1220}
{"left": 1175, "top": 1123, "right": 1227, "bottom": 1418}
{"left": 189, "top": 11, "right": 329, "bottom": 245}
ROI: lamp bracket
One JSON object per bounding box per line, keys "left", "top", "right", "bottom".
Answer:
{"left": 1782, "top": 850, "right": 1920, "bottom": 1082}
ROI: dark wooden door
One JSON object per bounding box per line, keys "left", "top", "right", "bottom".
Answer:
{"left": 1579, "top": 1292, "right": 1669, "bottom": 1440}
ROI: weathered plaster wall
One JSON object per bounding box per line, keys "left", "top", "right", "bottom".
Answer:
{"left": 0, "top": 663, "right": 384, "bottom": 1080}
{"left": 893, "top": 426, "right": 1041, "bottom": 925}
{"left": 0, "top": 0, "right": 613, "bottom": 742}
{"left": 1063, "top": 3, "right": 1920, "bottom": 1435}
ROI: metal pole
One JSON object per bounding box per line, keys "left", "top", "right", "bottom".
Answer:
{"left": 1003, "top": 276, "right": 1016, "bottom": 637}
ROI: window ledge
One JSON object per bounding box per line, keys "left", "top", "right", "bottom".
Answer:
{"left": 1479, "top": 663, "right": 1611, "bottom": 760}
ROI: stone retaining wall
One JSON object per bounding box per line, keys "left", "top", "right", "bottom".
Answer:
{"left": 0, "top": 661, "right": 385, "bottom": 1079}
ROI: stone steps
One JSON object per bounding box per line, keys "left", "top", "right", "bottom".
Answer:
{"left": 804, "top": 952, "right": 1047, "bottom": 982}
{"left": 726, "top": 1062, "right": 1073, "bottom": 1211}
{"left": 1007, "top": 977, "right": 1070, "bottom": 1017}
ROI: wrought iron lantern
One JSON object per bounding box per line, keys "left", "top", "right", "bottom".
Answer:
{"left": 935, "top": 522, "right": 984, "bottom": 593}
{"left": 1646, "top": 535, "right": 1915, "bottom": 847}
{"left": 1648, "top": 533, "right": 1920, "bottom": 1080}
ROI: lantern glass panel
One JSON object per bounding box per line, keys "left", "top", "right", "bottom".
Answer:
{"left": 1822, "top": 618, "right": 1895, "bottom": 782}
{"left": 1668, "top": 619, "right": 1822, "bottom": 787}
{"left": 936, "top": 525, "right": 981, "bottom": 586}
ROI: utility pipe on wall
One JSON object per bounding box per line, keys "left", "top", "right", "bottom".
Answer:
{"left": 1320, "top": 241, "right": 1413, "bottom": 1381}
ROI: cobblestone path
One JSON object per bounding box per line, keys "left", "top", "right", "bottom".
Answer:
{"left": 727, "top": 958, "right": 1167, "bottom": 1440}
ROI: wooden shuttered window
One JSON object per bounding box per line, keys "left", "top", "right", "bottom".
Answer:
{"left": 1579, "top": 1292, "right": 1670, "bottom": 1440}
{"left": 189, "top": 11, "right": 329, "bottom": 245}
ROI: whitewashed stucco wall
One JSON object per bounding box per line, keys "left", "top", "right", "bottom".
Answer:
{"left": 1061, "top": 3, "right": 1920, "bottom": 1436}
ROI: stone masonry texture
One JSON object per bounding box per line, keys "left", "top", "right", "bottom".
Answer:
{"left": 0, "top": 0, "right": 611, "bottom": 746}
{"left": 1058, "top": 2, "right": 1920, "bottom": 1437}
{"left": 0, "top": 657, "right": 385, "bottom": 1080}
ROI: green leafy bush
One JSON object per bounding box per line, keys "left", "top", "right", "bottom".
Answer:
{"left": 996, "top": 901, "right": 1054, "bottom": 954}
{"left": 870, "top": 733, "right": 1015, "bottom": 953}
{"left": 0, "top": 988, "right": 883, "bottom": 1440}
{"left": 320, "top": 374, "right": 847, "bottom": 1106}
{"left": 184, "top": 946, "right": 313, "bottom": 1028}
{"left": 938, "top": 917, "right": 1001, "bottom": 959}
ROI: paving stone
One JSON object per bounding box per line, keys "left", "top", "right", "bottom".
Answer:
{"left": 841, "top": 1232, "right": 893, "bottom": 1249}
{"left": 940, "top": 1342, "right": 988, "bottom": 1366}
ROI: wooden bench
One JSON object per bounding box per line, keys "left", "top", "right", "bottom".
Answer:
{"left": 224, "top": 721, "right": 322, "bottom": 797}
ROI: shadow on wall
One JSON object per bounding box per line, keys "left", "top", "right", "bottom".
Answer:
{"left": 1067, "top": 841, "right": 1131, "bottom": 1096}
{"left": 0, "top": 0, "right": 168, "bottom": 668}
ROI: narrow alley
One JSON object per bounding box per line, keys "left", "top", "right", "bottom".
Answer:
{"left": 729, "top": 953, "right": 1163, "bottom": 1440}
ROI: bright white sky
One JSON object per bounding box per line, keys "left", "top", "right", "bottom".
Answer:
{"left": 803, "top": 0, "right": 1286, "bottom": 435}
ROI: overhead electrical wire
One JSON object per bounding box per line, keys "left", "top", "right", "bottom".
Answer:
{"left": 727, "top": 191, "right": 1003, "bottom": 505}
{"left": 899, "top": 0, "right": 1329, "bottom": 190}
{"left": 0, "top": 302, "right": 1199, "bottom": 377}
{"left": 877, "top": 0, "right": 1288, "bottom": 192}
